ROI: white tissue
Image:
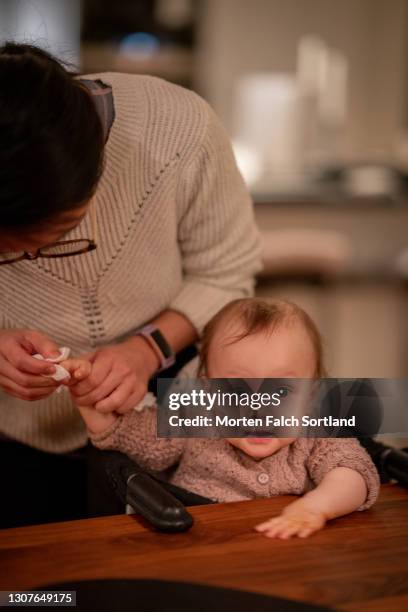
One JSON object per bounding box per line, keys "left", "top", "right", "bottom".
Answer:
{"left": 32, "top": 350, "right": 157, "bottom": 405}
{"left": 33, "top": 347, "right": 71, "bottom": 392}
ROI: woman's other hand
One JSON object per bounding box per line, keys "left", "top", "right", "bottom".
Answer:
{"left": 0, "top": 329, "right": 61, "bottom": 401}
{"left": 69, "top": 336, "right": 159, "bottom": 415}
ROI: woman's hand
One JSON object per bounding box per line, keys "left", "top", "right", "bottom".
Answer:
{"left": 68, "top": 336, "right": 159, "bottom": 414}
{"left": 0, "top": 329, "right": 61, "bottom": 401}
{"left": 254, "top": 505, "right": 326, "bottom": 539}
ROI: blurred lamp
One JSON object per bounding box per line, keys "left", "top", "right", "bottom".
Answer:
{"left": 232, "top": 141, "right": 262, "bottom": 187}
{"left": 233, "top": 73, "right": 304, "bottom": 189}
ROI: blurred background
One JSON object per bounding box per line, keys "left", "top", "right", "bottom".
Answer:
{"left": 1, "top": 0, "right": 408, "bottom": 396}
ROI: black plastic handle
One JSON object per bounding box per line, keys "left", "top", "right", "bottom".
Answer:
{"left": 103, "top": 451, "right": 194, "bottom": 532}
{"left": 126, "top": 472, "right": 194, "bottom": 532}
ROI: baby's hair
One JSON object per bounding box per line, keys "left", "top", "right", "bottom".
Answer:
{"left": 198, "top": 298, "right": 326, "bottom": 377}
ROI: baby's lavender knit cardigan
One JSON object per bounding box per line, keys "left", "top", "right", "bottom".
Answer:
{"left": 91, "top": 406, "right": 380, "bottom": 509}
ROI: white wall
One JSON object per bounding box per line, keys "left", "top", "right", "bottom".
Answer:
{"left": 195, "top": 0, "right": 408, "bottom": 159}
{"left": 254, "top": 203, "right": 408, "bottom": 378}
{"left": 0, "top": 0, "right": 81, "bottom": 64}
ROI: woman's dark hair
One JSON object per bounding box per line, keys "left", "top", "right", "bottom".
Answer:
{"left": 0, "top": 42, "right": 105, "bottom": 231}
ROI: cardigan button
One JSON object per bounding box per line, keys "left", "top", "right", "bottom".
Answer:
{"left": 257, "top": 472, "right": 269, "bottom": 485}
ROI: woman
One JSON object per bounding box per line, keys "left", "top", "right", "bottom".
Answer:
{"left": 0, "top": 43, "right": 261, "bottom": 527}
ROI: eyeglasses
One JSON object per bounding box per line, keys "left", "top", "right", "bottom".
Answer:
{"left": 0, "top": 201, "right": 98, "bottom": 266}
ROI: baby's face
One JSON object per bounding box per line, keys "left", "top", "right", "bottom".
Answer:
{"left": 206, "top": 317, "right": 316, "bottom": 460}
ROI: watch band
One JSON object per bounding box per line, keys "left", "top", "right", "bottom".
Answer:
{"left": 135, "top": 324, "right": 175, "bottom": 372}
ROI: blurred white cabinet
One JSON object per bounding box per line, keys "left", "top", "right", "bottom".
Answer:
{"left": 255, "top": 203, "right": 408, "bottom": 378}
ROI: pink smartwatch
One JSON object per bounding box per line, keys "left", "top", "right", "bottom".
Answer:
{"left": 135, "top": 324, "right": 175, "bottom": 372}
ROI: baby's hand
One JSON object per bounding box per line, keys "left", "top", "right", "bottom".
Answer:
{"left": 61, "top": 358, "right": 117, "bottom": 435}
{"left": 254, "top": 507, "right": 326, "bottom": 539}
{"left": 60, "top": 358, "right": 92, "bottom": 383}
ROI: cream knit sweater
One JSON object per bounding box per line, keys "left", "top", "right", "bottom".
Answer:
{"left": 0, "top": 73, "right": 262, "bottom": 453}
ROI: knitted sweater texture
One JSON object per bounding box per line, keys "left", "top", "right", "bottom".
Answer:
{"left": 91, "top": 406, "right": 380, "bottom": 509}
{"left": 0, "top": 73, "right": 261, "bottom": 452}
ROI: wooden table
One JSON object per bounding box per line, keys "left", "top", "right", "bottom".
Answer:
{"left": 1, "top": 484, "right": 407, "bottom": 611}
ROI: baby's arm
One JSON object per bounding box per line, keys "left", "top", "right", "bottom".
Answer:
{"left": 88, "top": 407, "right": 185, "bottom": 472}
{"left": 60, "top": 358, "right": 117, "bottom": 433}
{"left": 64, "top": 363, "right": 185, "bottom": 472}
{"left": 255, "top": 438, "right": 380, "bottom": 539}
{"left": 256, "top": 466, "right": 366, "bottom": 539}
{"left": 64, "top": 359, "right": 184, "bottom": 471}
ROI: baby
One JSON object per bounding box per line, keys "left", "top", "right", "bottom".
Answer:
{"left": 63, "top": 298, "right": 380, "bottom": 538}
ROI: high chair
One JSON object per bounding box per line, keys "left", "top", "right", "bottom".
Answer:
{"left": 96, "top": 378, "right": 408, "bottom": 533}
{"left": 101, "top": 450, "right": 214, "bottom": 533}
